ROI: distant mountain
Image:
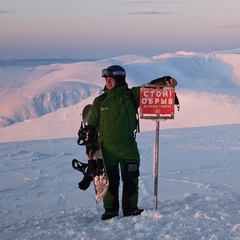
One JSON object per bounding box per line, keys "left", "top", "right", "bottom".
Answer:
{"left": 0, "top": 49, "right": 240, "bottom": 130}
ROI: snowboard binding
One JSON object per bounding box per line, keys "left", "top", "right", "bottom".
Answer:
{"left": 72, "top": 158, "right": 105, "bottom": 177}
{"left": 72, "top": 159, "right": 89, "bottom": 175}
{"left": 72, "top": 158, "right": 105, "bottom": 191}
{"left": 77, "top": 121, "right": 88, "bottom": 146}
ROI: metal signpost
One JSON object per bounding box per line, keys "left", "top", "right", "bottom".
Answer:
{"left": 140, "top": 84, "right": 175, "bottom": 210}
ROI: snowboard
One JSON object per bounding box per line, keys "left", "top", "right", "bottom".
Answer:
{"left": 72, "top": 104, "right": 109, "bottom": 204}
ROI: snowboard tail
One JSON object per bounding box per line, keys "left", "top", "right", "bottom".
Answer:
{"left": 91, "top": 149, "right": 109, "bottom": 204}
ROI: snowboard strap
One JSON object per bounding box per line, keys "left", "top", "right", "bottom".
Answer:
{"left": 72, "top": 158, "right": 105, "bottom": 177}
{"left": 72, "top": 159, "right": 89, "bottom": 175}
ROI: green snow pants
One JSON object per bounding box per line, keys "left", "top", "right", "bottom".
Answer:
{"left": 101, "top": 140, "right": 140, "bottom": 213}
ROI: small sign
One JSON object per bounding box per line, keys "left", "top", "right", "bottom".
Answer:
{"left": 140, "top": 86, "right": 175, "bottom": 119}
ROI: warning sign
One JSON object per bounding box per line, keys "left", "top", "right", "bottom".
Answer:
{"left": 140, "top": 87, "right": 175, "bottom": 118}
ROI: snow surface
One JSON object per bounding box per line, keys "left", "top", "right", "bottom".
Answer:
{"left": 1, "top": 49, "right": 240, "bottom": 239}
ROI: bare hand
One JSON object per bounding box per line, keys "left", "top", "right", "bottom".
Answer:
{"left": 87, "top": 149, "right": 93, "bottom": 159}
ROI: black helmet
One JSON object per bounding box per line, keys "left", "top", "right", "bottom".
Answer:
{"left": 101, "top": 65, "right": 126, "bottom": 87}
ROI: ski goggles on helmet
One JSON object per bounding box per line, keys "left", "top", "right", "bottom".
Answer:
{"left": 101, "top": 69, "right": 126, "bottom": 78}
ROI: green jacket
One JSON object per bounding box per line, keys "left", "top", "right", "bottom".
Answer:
{"left": 88, "top": 84, "right": 140, "bottom": 146}
{"left": 87, "top": 77, "right": 171, "bottom": 167}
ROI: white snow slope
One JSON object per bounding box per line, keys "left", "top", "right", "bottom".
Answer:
{"left": 1, "top": 49, "right": 240, "bottom": 239}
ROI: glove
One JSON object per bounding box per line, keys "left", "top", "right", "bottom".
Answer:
{"left": 86, "top": 146, "right": 93, "bottom": 156}
{"left": 86, "top": 143, "right": 99, "bottom": 158}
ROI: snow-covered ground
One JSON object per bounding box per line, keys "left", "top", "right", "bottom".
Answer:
{"left": 1, "top": 49, "right": 240, "bottom": 239}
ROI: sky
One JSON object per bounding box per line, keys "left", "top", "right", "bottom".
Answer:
{"left": 0, "top": 0, "right": 240, "bottom": 60}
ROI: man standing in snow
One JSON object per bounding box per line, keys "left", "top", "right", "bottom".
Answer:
{"left": 80, "top": 65, "right": 177, "bottom": 220}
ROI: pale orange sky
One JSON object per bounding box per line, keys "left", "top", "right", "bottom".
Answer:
{"left": 0, "top": 0, "right": 240, "bottom": 59}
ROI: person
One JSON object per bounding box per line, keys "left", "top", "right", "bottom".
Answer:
{"left": 80, "top": 65, "right": 177, "bottom": 220}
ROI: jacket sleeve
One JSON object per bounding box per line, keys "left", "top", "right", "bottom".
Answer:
{"left": 150, "top": 76, "right": 179, "bottom": 106}
{"left": 130, "top": 86, "right": 141, "bottom": 106}
{"left": 87, "top": 97, "right": 100, "bottom": 129}
{"left": 149, "top": 76, "right": 178, "bottom": 87}
{"left": 130, "top": 76, "right": 178, "bottom": 103}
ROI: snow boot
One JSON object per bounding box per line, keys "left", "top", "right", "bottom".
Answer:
{"left": 101, "top": 210, "right": 119, "bottom": 220}
{"left": 123, "top": 208, "right": 144, "bottom": 217}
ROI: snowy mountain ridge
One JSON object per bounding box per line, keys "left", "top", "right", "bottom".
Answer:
{"left": 0, "top": 49, "right": 240, "bottom": 142}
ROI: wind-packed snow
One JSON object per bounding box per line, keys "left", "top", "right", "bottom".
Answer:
{"left": 1, "top": 49, "right": 240, "bottom": 239}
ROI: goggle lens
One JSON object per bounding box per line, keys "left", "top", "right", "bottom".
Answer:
{"left": 102, "top": 69, "right": 126, "bottom": 78}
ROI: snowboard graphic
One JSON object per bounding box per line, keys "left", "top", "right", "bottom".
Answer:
{"left": 72, "top": 104, "right": 109, "bottom": 204}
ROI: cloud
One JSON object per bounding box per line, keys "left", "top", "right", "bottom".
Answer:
{"left": 130, "top": 11, "right": 172, "bottom": 15}
{"left": 0, "top": 4, "right": 13, "bottom": 14}
{"left": 0, "top": 10, "right": 12, "bottom": 14}
{"left": 214, "top": 25, "right": 240, "bottom": 29}
{"left": 0, "top": 10, "right": 8, "bottom": 13}
{"left": 126, "top": 0, "right": 188, "bottom": 4}
{"left": 127, "top": 1, "right": 177, "bottom": 3}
